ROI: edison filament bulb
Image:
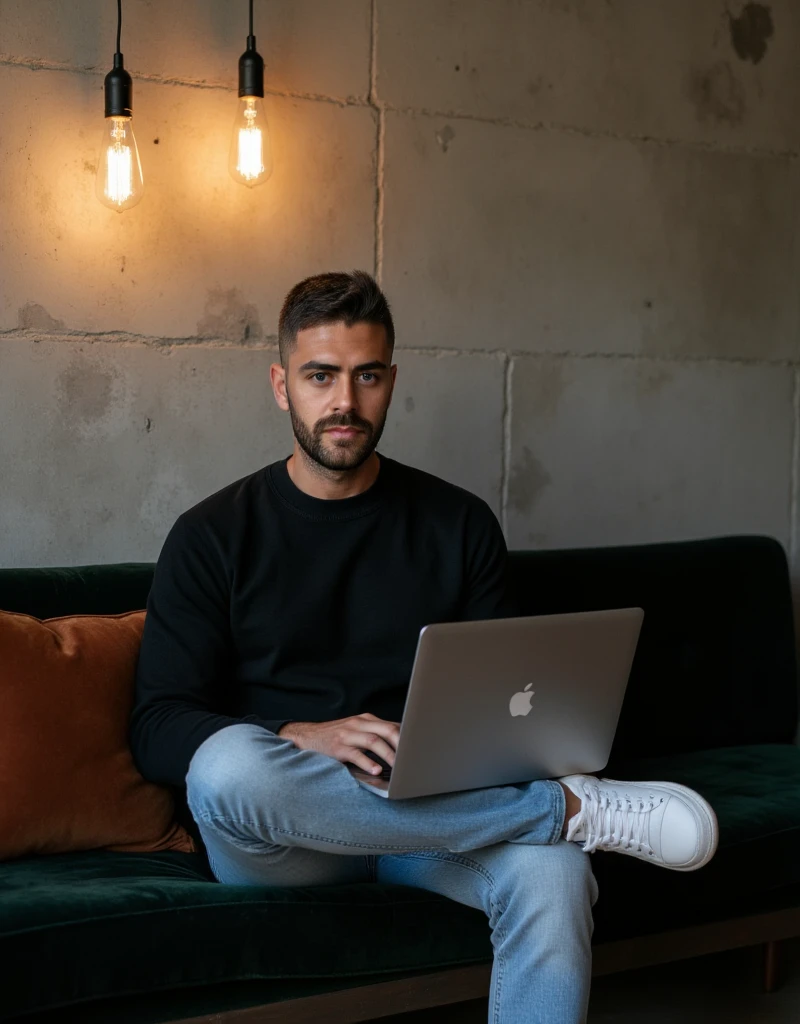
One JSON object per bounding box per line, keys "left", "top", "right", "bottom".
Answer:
{"left": 229, "top": 96, "right": 272, "bottom": 187}
{"left": 230, "top": 21, "right": 272, "bottom": 189}
{"left": 96, "top": 115, "right": 144, "bottom": 211}
{"left": 96, "top": 52, "right": 143, "bottom": 213}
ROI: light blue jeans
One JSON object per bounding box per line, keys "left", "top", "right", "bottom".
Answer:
{"left": 185, "top": 723, "right": 599, "bottom": 1024}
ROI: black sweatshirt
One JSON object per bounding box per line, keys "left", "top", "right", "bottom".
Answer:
{"left": 129, "top": 451, "right": 520, "bottom": 790}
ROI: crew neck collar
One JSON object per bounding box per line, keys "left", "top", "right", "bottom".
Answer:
{"left": 267, "top": 452, "right": 389, "bottom": 521}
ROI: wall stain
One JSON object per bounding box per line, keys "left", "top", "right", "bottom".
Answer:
{"left": 729, "top": 3, "right": 774, "bottom": 64}
{"left": 57, "top": 362, "right": 113, "bottom": 422}
{"left": 527, "top": 75, "right": 553, "bottom": 97}
{"left": 687, "top": 61, "right": 745, "bottom": 125}
{"left": 508, "top": 446, "right": 552, "bottom": 516}
{"left": 197, "top": 287, "right": 263, "bottom": 344}
{"left": 405, "top": 396, "right": 415, "bottom": 412}
{"left": 435, "top": 125, "right": 456, "bottom": 154}
{"left": 638, "top": 364, "right": 674, "bottom": 396}
{"left": 18, "top": 302, "right": 65, "bottom": 331}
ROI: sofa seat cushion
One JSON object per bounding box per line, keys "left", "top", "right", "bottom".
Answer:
{"left": 0, "top": 848, "right": 494, "bottom": 1019}
{"left": 592, "top": 742, "right": 800, "bottom": 941}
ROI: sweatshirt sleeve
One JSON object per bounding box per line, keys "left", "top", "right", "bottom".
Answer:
{"left": 129, "top": 513, "right": 290, "bottom": 788}
{"left": 459, "top": 500, "right": 522, "bottom": 622}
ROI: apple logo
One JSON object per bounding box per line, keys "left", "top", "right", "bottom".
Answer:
{"left": 509, "top": 683, "right": 536, "bottom": 717}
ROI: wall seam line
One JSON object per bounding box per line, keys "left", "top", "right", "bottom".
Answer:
{"left": 791, "top": 368, "right": 799, "bottom": 566}
{"left": 2, "top": 332, "right": 799, "bottom": 369}
{"left": 2, "top": 53, "right": 797, "bottom": 160}
{"left": 501, "top": 354, "right": 513, "bottom": 540}
{"left": 368, "top": 0, "right": 385, "bottom": 283}
{"left": 381, "top": 104, "right": 800, "bottom": 160}
{"left": 0, "top": 54, "right": 367, "bottom": 108}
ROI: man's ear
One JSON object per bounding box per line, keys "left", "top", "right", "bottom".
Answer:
{"left": 270, "top": 363, "right": 289, "bottom": 411}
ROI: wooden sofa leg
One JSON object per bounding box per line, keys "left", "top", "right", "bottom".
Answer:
{"left": 763, "top": 940, "right": 784, "bottom": 993}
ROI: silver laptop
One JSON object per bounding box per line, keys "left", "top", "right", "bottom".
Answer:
{"left": 347, "top": 608, "right": 644, "bottom": 799}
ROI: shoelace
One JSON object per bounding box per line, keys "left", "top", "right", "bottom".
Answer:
{"left": 567, "top": 782, "right": 660, "bottom": 856}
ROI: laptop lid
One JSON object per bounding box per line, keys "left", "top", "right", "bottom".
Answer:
{"left": 355, "top": 608, "right": 643, "bottom": 800}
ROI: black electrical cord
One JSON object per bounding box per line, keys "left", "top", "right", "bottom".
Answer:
{"left": 105, "top": 0, "right": 131, "bottom": 117}
{"left": 239, "top": 0, "right": 263, "bottom": 97}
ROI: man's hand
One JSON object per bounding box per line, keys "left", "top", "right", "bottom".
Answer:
{"left": 277, "top": 714, "right": 401, "bottom": 775}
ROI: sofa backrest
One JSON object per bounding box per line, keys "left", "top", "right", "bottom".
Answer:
{"left": 0, "top": 563, "right": 154, "bottom": 620}
{"left": 507, "top": 534, "right": 798, "bottom": 760}
{"left": 1, "top": 534, "right": 796, "bottom": 762}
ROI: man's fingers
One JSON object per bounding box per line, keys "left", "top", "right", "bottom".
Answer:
{"left": 343, "top": 730, "right": 396, "bottom": 766}
{"left": 352, "top": 752, "right": 385, "bottom": 774}
{"left": 370, "top": 736, "right": 397, "bottom": 766}
{"left": 353, "top": 716, "right": 400, "bottom": 747}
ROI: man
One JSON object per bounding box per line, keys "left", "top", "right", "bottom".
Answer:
{"left": 130, "top": 270, "right": 718, "bottom": 1024}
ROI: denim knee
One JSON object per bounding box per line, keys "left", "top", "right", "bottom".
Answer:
{"left": 492, "top": 839, "right": 598, "bottom": 915}
{"left": 185, "top": 722, "right": 281, "bottom": 822}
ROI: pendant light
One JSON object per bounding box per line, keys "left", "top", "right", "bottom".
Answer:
{"left": 229, "top": 0, "right": 273, "bottom": 187}
{"left": 96, "top": 0, "right": 144, "bottom": 212}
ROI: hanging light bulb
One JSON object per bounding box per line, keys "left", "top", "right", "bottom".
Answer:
{"left": 229, "top": 0, "right": 273, "bottom": 187}
{"left": 96, "top": 0, "right": 143, "bottom": 212}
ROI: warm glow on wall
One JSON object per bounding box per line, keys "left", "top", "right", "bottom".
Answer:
{"left": 91, "top": 0, "right": 274, "bottom": 210}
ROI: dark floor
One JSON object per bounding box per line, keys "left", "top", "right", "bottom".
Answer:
{"left": 364, "top": 939, "right": 800, "bottom": 1023}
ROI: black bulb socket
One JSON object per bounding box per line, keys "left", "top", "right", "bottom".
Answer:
{"left": 104, "top": 53, "right": 133, "bottom": 118}
{"left": 238, "top": 35, "right": 264, "bottom": 98}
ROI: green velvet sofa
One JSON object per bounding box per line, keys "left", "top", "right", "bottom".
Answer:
{"left": 3, "top": 534, "right": 800, "bottom": 1023}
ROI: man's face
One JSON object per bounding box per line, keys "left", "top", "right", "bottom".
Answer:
{"left": 273, "top": 319, "right": 397, "bottom": 472}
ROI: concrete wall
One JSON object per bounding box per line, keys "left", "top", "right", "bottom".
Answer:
{"left": 1, "top": 1, "right": 798, "bottom": 573}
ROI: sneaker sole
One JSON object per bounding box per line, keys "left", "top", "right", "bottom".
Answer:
{"left": 599, "top": 777, "right": 719, "bottom": 872}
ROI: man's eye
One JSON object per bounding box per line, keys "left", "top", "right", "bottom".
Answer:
{"left": 311, "top": 373, "right": 377, "bottom": 382}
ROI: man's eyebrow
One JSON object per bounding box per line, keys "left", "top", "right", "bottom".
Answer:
{"left": 297, "top": 360, "right": 389, "bottom": 373}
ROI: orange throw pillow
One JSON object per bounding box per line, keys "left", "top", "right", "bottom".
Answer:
{"left": 0, "top": 609, "right": 196, "bottom": 861}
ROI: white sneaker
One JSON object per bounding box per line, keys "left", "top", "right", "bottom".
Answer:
{"left": 560, "top": 775, "right": 719, "bottom": 872}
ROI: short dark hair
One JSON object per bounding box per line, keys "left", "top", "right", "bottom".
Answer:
{"left": 278, "top": 270, "right": 395, "bottom": 368}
